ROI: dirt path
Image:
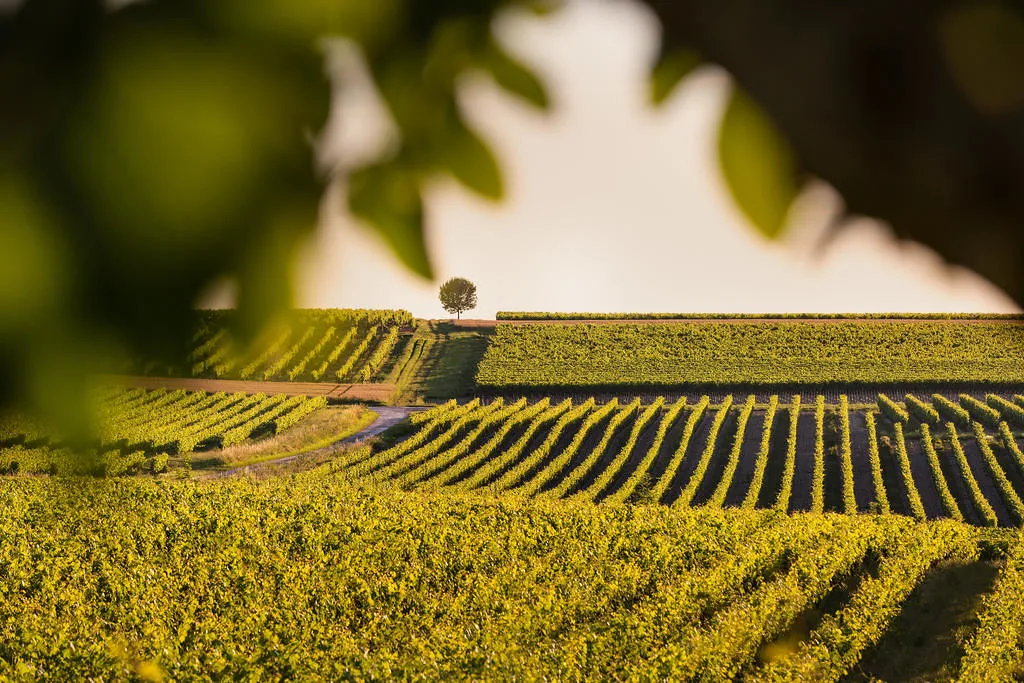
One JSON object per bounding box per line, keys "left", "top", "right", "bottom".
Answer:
{"left": 724, "top": 411, "right": 766, "bottom": 507}
{"left": 788, "top": 411, "right": 817, "bottom": 513}
{"left": 208, "top": 407, "right": 423, "bottom": 478}
{"left": 104, "top": 374, "right": 396, "bottom": 403}
{"left": 905, "top": 437, "right": 946, "bottom": 519}
{"left": 848, "top": 411, "right": 878, "bottom": 512}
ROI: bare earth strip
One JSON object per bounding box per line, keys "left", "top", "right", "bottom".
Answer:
{"left": 102, "top": 374, "right": 396, "bottom": 404}
{"left": 848, "top": 411, "right": 878, "bottom": 512}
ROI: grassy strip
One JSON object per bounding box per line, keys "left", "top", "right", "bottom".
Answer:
{"left": 774, "top": 396, "right": 801, "bottom": 512}
{"left": 225, "top": 409, "right": 378, "bottom": 469}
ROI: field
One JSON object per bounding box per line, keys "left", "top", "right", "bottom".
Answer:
{"left": 0, "top": 388, "right": 328, "bottom": 475}
{"left": 476, "top": 321, "right": 1024, "bottom": 387}
{"left": 144, "top": 309, "right": 413, "bottom": 383}
{"left": 6, "top": 310, "right": 1024, "bottom": 679}
{"left": 331, "top": 393, "right": 1024, "bottom": 529}
{"left": 1, "top": 472, "right": 1021, "bottom": 680}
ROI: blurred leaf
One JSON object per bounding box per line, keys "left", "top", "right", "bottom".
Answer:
{"left": 650, "top": 46, "right": 701, "bottom": 106}
{"left": 437, "top": 115, "right": 504, "bottom": 200}
{"left": 348, "top": 163, "right": 433, "bottom": 278}
{"left": 485, "top": 40, "right": 549, "bottom": 109}
{"left": 937, "top": 2, "right": 1024, "bottom": 114}
{"left": 718, "top": 86, "right": 800, "bottom": 239}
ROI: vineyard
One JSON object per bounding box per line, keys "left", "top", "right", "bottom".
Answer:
{"left": 145, "top": 309, "right": 413, "bottom": 383}
{"left": 0, "top": 388, "right": 327, "bottom": 476}
{"left": 7, "top": 310, "right": 1024, "bottom": 678}
{"left": 476, "top": 322, "right": 1024, "bottom": 387}
{"left": 0, "top": 471, "right": 1021, "bottom": 680}
{"left": 336, "top": 393, "right": 1024, "bottom": 528}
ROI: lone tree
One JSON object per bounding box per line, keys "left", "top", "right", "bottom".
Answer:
{"left": 439, "top": 277, "right": 478, "bottom": 320}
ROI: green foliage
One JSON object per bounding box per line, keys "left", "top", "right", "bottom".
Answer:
{"left": 438, "top": 277, "right": 478, "bottom": 319}
{"left": 961, "top": 394, "right": 1002, "bottom": 429}
{"left": 891, "top": 422, "right": 926, "bottom": 520}
{"left": 934, "top": 394, "right": 973, "bottom": 427}
{"left": 972, "top": 421, "right": 1024, "bottom": 524}
{"left": 958, "top": 538, "right": 1024, "bottom": 680}
{"left": 718, "top": 87, "right": 801, "bottom": 238}
{"left": 5, "top": 474, "right": 1009, "bottom": 679}
{"left": 811, "top": 396, "right": 826, "bottom": 514}
{"left": 708, "top": 395, "right": 755, "bottom": 508}
{"left": 775, "top": 396, "right": 801, "bottom": 512}
{"left": 946, "top": 423, "right": 999, "bottom": 527}
{"left": 676, "top": 395, "right": 734, "bottom": 507}
{"left": 920, "top": 423, "right": 964, "bottom": 522}
{"left": 905, "top": 394, "right": 941, "bottom": 425}
{"left": 877, "top": 394, "right": 910, "bottom": 424}
{"left": 865, "top": 412, "right": 890, "bottom": 514}
{"left": 175, "top": 309, "right": 410, "bottom": 383}
{"left": 477, "top": 322, "right": 1024, "bottom": 387}
{"left": 838, "top": 395, "right": 857, "bottom": 514}
{"left": 0, "top": 387, "right": 326, "bottom": 475}
{"left": 987, "top": 394, "right": 1024, "bottom": 427}
{"left": 743, "top": 395, "right": 779, "bottom": 509}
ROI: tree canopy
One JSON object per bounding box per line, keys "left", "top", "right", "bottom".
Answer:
{"left": 439, "top": 278, "right": 478, "bottom": 319}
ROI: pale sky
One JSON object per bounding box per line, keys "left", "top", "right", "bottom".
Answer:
{"left": 289, "top": 0, "right": 1019, "bottom": 319}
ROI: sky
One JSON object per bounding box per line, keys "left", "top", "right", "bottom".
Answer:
{"left": 290, "top": 0, "right": 1019, "bottom": 319}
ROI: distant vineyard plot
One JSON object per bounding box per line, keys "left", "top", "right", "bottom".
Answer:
{"left": 476, "top": 321, "right": 1024, "bottom": 388}
{"left": 0, "top": 387, "right": 326, "bottom": 475}
{"left": 144, "top": 309, "right": 413, "bottom": 383}
{"left": 342, "top": 393, "right": 1024, "bottom": 527}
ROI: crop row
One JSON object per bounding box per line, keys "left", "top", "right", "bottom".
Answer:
{"left": 476, "top": 322, "right": 1024, "bottom": 386}
{"left": 338, "top": 394, "right": 1024, "bottom": 527}
{"left": 150, "top": 309, "right": 412, "bottom": 383}
{"left": 4, "top": 475, "right": 1023, "bottom": 678}
{"left": 0, "top": 388, "right": 328, "bottom": 476}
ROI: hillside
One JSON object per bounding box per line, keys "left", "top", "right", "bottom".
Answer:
{"left": 4, "top": 310, "right": 1024, "bottom": 678}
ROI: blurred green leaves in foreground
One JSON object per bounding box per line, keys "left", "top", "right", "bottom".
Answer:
{"left": 7, "top": 0, "right": 1024, "bottom": 432}
{"left": 0, "top": 0, "right": 555, "bottom": 430}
